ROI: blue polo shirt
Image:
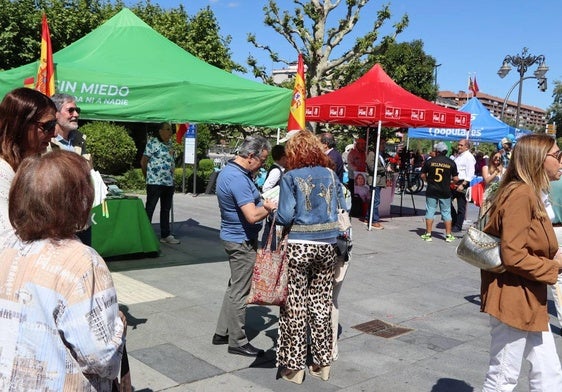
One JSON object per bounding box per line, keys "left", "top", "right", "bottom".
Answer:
{"left": 217, "top": 161, "right": 263, "bottom": 243}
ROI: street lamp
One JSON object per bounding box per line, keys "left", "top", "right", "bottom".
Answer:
{"left": 497, "top": 47, "right": 548, "bottom": 128}
{"left": 433, "top": 63, "right": 442, "bottom": 89}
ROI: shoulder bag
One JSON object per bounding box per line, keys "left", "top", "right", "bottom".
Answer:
{"left": 247, "top": 212, "right": 289, "bottom": 306}
{"left": 455, "top": 207, "right": 505, "bottom": 273}
{"left": 330, "top": 170, "right": 351, "bottom": 232}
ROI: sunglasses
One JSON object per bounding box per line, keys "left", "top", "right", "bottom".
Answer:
{"left": 35, "top": 120, "right": 57, "bottom": 135}
{"left": 546, "top": 150, "right": 562, "bottom": 163}
{"left": 66, "top": 107, "right": 81, "bottom": 114}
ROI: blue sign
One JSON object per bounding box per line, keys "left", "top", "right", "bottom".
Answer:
{"left": 186, "top": 124, "right": 197, "bottom": 138}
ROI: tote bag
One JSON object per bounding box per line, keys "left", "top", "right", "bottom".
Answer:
{"left": 247, "top": 212, "right": 289, "bottom": 306}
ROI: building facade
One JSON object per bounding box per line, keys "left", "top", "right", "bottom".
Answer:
{"left": 437, "top": 90, "right": 547, "bottom": 130}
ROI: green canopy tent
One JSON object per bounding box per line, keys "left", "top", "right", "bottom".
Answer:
{"left": 0, "top": 8, "right": 292, "bottom": 128}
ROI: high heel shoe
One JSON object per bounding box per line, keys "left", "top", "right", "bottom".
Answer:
{"left": 308, "top": 364, "right": 330, "bottom": 381}
{"left": 281, "top": 368, "right": 305, "bottom": 384}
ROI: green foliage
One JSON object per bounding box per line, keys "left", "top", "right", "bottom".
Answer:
{"left": 0, "top": 0, "right": 242, "bottom": 74}
{"left": 173, "top": 167, "right": 212, "bottom": 193}
{"left": 194, "top": 124, "right": 212, "bottom": 160}
{"left": 185, "top": 7, "right": 244, "bottom": 72}
{"left": 369, "top": 40, "right": 438, "bottom": 101}
{"left": 198, "top": 158, "right": 214, "bottom": 172}
{"left": 117, "top": 168, "right": 145, "bottom": 191}
{"left": 548, "top": 80, "right": 562, "bottom": 138}
{"left": 118, "top": 165, "right": 215, "bottom": 194}
{"left": 0, "top": 0, "right": 120, "bottom": 70}
{"left": 81, "top": 122, "right": 137, "bottom": 174}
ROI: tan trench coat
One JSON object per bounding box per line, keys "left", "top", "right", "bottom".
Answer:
{"left": 481, "top": 184, "right": 560, "bottom": 332}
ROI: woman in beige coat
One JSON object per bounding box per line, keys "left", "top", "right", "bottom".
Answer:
{"left": 481, "top": 134, "right": 562, "bottom": 391}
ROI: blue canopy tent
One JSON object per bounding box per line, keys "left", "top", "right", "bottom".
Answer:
{"left": 408, "top": 97, "right": 531, "bottom": 143}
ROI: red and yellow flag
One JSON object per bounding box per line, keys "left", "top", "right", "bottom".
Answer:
{"left": 471, "top": 76, "right": 479, "bottom": 97}
{"left": 35, "top": 13, "right": 55, "bottom": 96}
{"left": 286, "top": 53, "right": 306, "bottom": 131}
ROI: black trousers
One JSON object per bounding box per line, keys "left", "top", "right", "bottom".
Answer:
{"left": 145, "top": 184, "right": 174, "bottom": 238}
{"left": 451, "top": 189, "right": 467, "bottom": 229}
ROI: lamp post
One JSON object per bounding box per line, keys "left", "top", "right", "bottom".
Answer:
{"left": 497, "top": 47, "right": 548, "bottom": 128}
{"left": 433, "top": 63, "right": 441, "bottom": 89}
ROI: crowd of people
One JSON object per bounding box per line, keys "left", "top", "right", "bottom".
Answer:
{"left": 2, "top": 84, "right": 562, "bottom": 390}
{"left": 214, "top": 130, "right": 562, "bottom": 390}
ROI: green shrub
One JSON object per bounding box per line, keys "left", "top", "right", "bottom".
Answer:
{"left": 118, "top": 166, "right": 214, "bottom": 194}
{"left": 81, "top": 122, "right": 137, "bottom": 175}
{"left": 117, "top": 168, "right": 145, "bottom": 191}
{"left": 174, "top": 167, "right": 209, "bottom": 193}
{"left": 173, "top": 167, "right": 191, "bottom": 191}
{"left": 198, "top": 158, "right": 214, "bottom": 172}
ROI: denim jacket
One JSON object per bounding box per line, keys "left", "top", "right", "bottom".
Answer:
{"left": 277, "top": 166, "right": 348, "bottom": 242}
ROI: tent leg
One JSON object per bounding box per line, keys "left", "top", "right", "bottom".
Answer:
{"left": 170, "top": 197, "right": 174, "bottom": 235}
{"left": 399, "top": 188, "right": 404, "bottom": 217}
{"left": 367, "top": 122, "right": 383, "bottom": 231}
{"left": 410, "top": 191, "right": 417, "bottom": 215}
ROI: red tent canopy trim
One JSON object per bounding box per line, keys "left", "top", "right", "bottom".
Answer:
{"left": 306, "top": 64, "right": 470, "bottom": 129}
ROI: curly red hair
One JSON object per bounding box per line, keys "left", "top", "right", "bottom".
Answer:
{"left": 285, "top": 130, "right": 334, "bottom": 170}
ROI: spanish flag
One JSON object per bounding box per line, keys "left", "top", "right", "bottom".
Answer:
{"left": 471, "top": 75, "right": 480, "bottom": 96}
{"left": 176, "top": 123, "right": 188, "bottom": 144}
{"left": 35, "top": 13, "right": 55, "bottom": 96}
{"left": 286, "top": 53, "right": 306, "bottom": 131}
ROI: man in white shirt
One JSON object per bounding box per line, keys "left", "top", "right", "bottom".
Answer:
{"left": 451, "top": 140, "right": 476, "bottom": 232}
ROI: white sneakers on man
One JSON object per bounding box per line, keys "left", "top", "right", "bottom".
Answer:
{"left": 160, "top": 235, "right": 180, "bottom": 244}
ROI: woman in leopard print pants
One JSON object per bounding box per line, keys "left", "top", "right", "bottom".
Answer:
{"left": 276, "top": 130, "right": 347, "bottom": 384}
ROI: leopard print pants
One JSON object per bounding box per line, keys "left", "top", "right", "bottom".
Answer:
{"left": 276, "top": 241, "right": 336, "bottom": 371}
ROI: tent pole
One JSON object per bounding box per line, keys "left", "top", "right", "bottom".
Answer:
{"left": 368, "top": 121, "right": 383, "bottom": 231}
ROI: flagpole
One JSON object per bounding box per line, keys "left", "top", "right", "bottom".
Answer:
{"left": 467, "top": 72, "right": 472, "bottom": 103}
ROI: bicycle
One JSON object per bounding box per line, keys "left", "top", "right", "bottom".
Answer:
{"left": 395, "top": 166, "right": 424, "bottom": 194}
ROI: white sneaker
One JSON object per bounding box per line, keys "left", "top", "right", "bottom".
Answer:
{"left": 160, "top": 235, "right": 180, "bottom": 244}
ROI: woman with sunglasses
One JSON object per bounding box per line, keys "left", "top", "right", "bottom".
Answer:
{"left": 0, "top": 87, "right": 57, "bottom": 231}
{"left": 482, "top": 151, "right": 506, "bottom": 188}
{"left": 481, "top": 134, "right": 562, "bottom": 391}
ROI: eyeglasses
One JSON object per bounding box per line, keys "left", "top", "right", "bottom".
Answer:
{"left": 546, "top": 150, "right": 562, "bottom": 163}
{"left": 66, "top": 107, "right": 81, "bottom": 114}
{"left": 253, "top": 154, "right": 268, "bottom": 164}
{"left": 35, "top": 120, "right": 57, "bottom": 135}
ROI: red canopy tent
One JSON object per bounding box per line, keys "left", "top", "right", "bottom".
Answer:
{"left": 306, "top": 63, "right": 470, "bottom": 128}
{"left": 305, "top": 64, "right": 471, "bottom": 227}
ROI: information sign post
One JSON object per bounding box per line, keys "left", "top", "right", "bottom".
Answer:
{"left": 182, "top": 124, "right": 197, "bottom": 193}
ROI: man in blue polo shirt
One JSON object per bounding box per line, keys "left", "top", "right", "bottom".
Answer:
{"left": 212, "top": 135, "right": 277, "bottom": 357}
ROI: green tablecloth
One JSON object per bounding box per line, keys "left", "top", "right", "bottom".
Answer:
{"left": 91, "top": 197, "right": 160, "bottom": 257}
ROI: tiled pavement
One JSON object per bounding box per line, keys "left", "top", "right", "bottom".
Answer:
{"left": 106, "top": 191, "right": 562, "bottom": 391}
